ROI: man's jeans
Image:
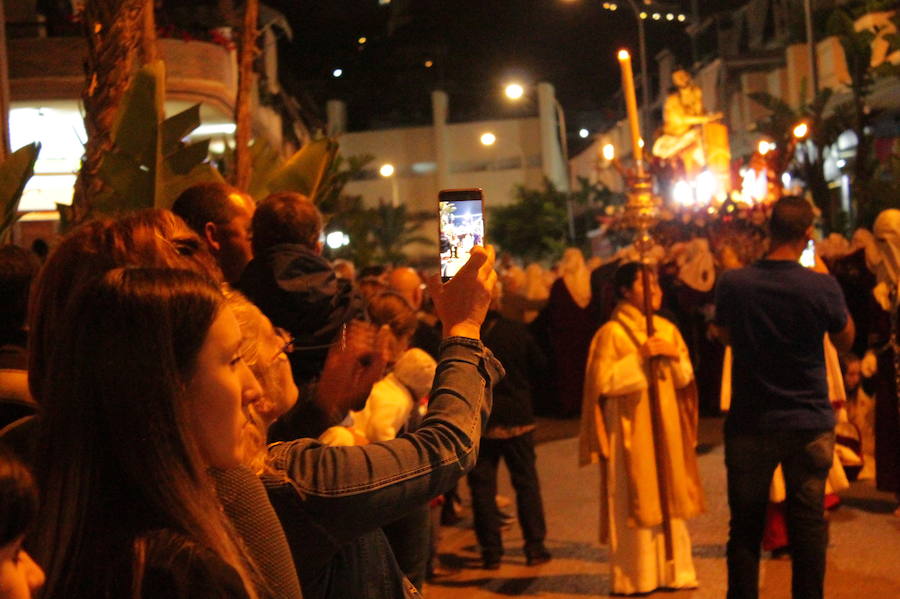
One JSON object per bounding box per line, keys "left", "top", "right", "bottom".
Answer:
{"left": 725, "top": 430, "right": 835, "bottom": 599}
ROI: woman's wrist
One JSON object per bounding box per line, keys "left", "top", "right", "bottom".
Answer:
{"left": 445, "top": 323, "right": 481, "bottom": 340}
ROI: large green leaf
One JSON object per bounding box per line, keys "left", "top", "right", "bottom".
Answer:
{"left": 95, "top": 151, "right": 153, "bottom": 214}
{"left": 265, "top": 137, "right": 338, "bottom": 201}
{"left": 162, "top": 105, "right": 202, "bottom": 156}
{"left": 96, "top": 60, "right": 219, "bottom": 214}
{"left": 159, "top": 163, "right": 225, "bottom": 210}
{"left": 168, "top": 140, "right": 211, "bottom": 175}
{"left": 0, "top": 143, "right": 40, "bottom": 242}
{"left": 110, "top": 61, "right": 164, "bottom": 169}
{"left": 247, "top": 138, "right": 282, "bottom": 200}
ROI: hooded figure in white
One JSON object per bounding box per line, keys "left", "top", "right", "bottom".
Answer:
{"left": 870, "top": 209, "right": 900, "bottom": 310}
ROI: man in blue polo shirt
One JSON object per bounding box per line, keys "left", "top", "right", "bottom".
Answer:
{"left": 714, "top": 196, "right": 854, "bottom": 599}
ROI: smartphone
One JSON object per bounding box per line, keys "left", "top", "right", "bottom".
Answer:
{"left": 799, "top": 239, "right": 816, "bottom": 268}
{"left": 439, "top": 188, "right": 485, "bottom": 282}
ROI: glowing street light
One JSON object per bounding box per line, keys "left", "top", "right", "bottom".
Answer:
{"left": 504, "top": 83, "right": 525, "bottom": 100}
{"left": 793, "top": 122, "right": 810, "bottom": 139}
{"left": 326, "top": 231, "right": 350, "bottom": 249}
{"left": 602, "top": 143, "right": 616, "bottom": 161}
{"left": 479, "top": 132, "right": 526, "bottom": 172}
{"left": 379, "top": 163, "right": 399, "bottom": 207}
{"left": 332, "top": 68, "right": 343, "bottom": 78}
{"left": 501, "top": 80, "right": 573, "bottom": 238}
{"left": 578, "top": 128, "right": 590, "bottom": 138}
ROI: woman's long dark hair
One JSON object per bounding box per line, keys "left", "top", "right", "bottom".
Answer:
{"left": 28, "top": 210, "right": 221, "bottom": 406}
{"left": 32, "top": 268, "right": 258, "bottom": 599}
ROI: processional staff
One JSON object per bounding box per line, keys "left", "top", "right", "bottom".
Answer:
{"left": 616, "top": 49, "right": 675, "bottom": 565}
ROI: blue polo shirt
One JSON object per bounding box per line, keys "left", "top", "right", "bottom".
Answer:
{"left": 714, "top": 260, "right": 848, "bottom": 435}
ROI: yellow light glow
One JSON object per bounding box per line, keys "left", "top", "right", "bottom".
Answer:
{"left": 652, "top": 13, "right": 661, "bottom": 20}
{"left": 609, "top": 3, "right": 617, "bottom": 10}
{"left": 758, "top": 140, "right": 771, "bottom": 155}
{"left": 617, "top": 49, "right": 630, "bottom": 61}
{"left": 638, "top": 138, "right": 645, "bottom": 148}
{"left": 424, "top": 60, "right": 433, "bottom": 68}
{"left": 602, "top": 143, "right": 615, "bottom": 161}
{"left": 793, "top": 122, "right": 809, "bottom": 139}
{"left": 480, "top": 132, "right": 497, "bottom": 146}
{"left": 639, "top": 11, "right": 647, "bottom": 19}
{"left": 358, "top": 36, "right": 367, "bottom": 44}
{"left": 666, "top": 13, "right": 674, "bottom": 20}
{"left": 677, "top": 14, "right": 686, "bottom": 22}
{"left": 504, "top": 83, "right": 525, "bottom": 100}
{"left": 379, "top": 163, "right": 395, "bottom": 177}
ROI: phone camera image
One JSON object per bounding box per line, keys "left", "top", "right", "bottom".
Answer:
{"left": 439, "top": 192, "right": 484, "bottom": 281}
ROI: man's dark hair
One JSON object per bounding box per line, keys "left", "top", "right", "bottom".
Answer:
{"left": 0, "top": 244, "right": 40, "bottom": 343}
{"left": 769, "top": 196, "right": 814, "bottom": 246}
{"left": 613, "top": 261, "right": 648, "bottom": 300}
{"left": 252, "top": 192, "right": 322, "bottom": 254}
{"left": 171, "top": 183, "right": 244, "bottom": 235}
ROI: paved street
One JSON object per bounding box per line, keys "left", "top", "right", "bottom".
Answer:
{"left": 425, "top": 418, "right": 900, "bottom": 598}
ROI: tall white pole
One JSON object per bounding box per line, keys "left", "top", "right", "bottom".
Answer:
{"left": 431, "top": 90, "right": 450, "bottom": 191}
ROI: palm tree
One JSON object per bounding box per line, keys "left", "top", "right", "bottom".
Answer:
{"left": 233, "top": 0, "right": 259, "bottom": 190}
{"left": 73, "top": 0, "right": 153, "bottom": 223}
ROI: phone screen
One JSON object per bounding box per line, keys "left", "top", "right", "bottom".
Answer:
{"left": 799, "top": 239, "right": 816, "bottom": 268}
{"left": 439, "top": 189, "right": 485, "bottom": 282}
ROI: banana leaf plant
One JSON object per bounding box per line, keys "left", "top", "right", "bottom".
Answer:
{"left": 0, "top": 143, "right": 41, "bottom": 243}
{"left": 93, "top": 60, "right": 223, "bottom": 215}
{"left": 247, "top": 136, "right": 339, "bottom": 203}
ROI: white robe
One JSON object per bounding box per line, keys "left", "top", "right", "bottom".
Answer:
{"left": 583, "top": 302, "right": 701, "bottom": 594}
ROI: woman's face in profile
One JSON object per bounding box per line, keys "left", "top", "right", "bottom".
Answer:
{"left": 184, "top": 307, "right": 262, "bottom": 469}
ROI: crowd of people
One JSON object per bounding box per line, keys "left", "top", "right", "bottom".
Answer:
{"left": 0, "top": 180, "right": 897, "bottom": 599}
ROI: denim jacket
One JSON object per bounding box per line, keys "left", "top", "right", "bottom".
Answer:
{"left": 263, "top": 337, "right": 503, "bottom": 599}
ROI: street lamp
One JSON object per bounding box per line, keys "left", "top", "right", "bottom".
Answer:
{"left": 504, "top": 83, "right": 525, "bottom": 100}
{"left": 792, "top": 122, "right": 810, "bottom": 140}
{"left": 602, "top": 143, "right": 616, "bottom": 162}
{"left": 379, "top": 163, "right": 399, "bottom": 207}
{"left": 501, "top": 81, "right": 575, "bottom": 240}
{"left": 480, "top": 131, "right": 527, "bottom": 171}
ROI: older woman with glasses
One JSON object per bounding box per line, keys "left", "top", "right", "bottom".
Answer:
{"left": 228, "top": 247, "right": 502, "bottom": 599}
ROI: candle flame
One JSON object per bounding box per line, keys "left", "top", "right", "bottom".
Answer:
{"left": 617, "top": 49, "right": 630, "bottom": 60}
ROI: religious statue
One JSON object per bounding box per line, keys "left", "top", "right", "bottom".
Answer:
{"left": 652, "top": 70, "right": 729, "bottom": 185}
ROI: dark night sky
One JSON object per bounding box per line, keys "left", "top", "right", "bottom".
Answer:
{"left": 266, "top": 1, "right": 747, "bottom": 138}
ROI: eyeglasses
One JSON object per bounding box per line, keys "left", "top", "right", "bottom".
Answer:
{"left": 266, "top": 327, "right": 295, "bottom": 368}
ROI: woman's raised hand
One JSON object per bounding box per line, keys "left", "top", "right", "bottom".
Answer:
{"left": 426, "top": 245, "right": 497, "bottom": 340}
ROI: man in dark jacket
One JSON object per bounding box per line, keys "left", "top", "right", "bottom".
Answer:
{"left": 467, "top": 281, "right": 551, "bottom": 569}
{"left": 238, "top": 192, "right": 365, "bottom": 440}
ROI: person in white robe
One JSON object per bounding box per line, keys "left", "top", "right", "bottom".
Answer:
{"left": 580, "top": 262, "right": 705, "bottom": 595}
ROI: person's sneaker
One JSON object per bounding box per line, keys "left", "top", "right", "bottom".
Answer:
{"left": 525, "top": 546, "right": 552, "bottom": 566}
